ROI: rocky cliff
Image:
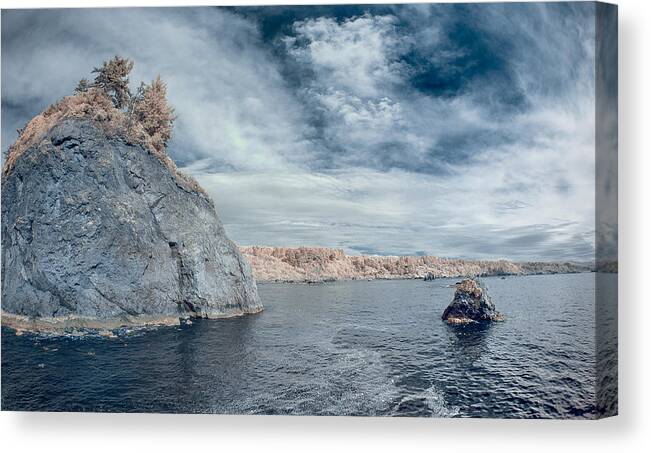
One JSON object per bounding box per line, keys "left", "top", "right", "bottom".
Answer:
{"left": 240, "top": 246, "right": 592, "bottom": 283}
{"left": 2, "top": 117, "right": 262, "bottom": 332}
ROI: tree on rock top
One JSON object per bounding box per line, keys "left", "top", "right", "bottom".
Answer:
{"left": 131, "top": 76, "right": 175, "bottom": 153}
{"left": 4, "top": 56, "right": 180, "bottom": 181}
{"left": 92, "top": 56, "right": 134, "bottom": 109}
{"left": 74, "top": 78, "right": 90, "bottom": 94}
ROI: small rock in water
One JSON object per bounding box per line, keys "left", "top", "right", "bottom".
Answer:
{"left": 442, "top": 279, "right": 504, "bottom": 324}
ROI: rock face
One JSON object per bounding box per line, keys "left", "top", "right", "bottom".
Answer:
{"left": 1, "top": 118, "right": 262, "bottom": 330}
{"left": 442, "top": 279, "right": 503, "bottom": 324}
{"left": 240, "top": 246, "right": 592, "bottom": 283}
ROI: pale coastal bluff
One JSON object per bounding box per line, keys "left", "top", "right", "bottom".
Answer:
{"left": 240, "top": 246, "right": 592, "bottom": 283}
{"left": 1, "top": 62, "right": 261, "bottom": 333}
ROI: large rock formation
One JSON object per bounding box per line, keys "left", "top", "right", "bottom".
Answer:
{"left": 2, "top": 118, "right": 262, "bottom": 331}
{"left": 442, "top": 279, "right": 504, "bottom": 324}
{"left": 240, "top": 246, "right": 592, "bottom": 283}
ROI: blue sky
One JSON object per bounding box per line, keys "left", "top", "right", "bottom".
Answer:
{"left": 1, "top": 3, "right": 598, "bottom": 261}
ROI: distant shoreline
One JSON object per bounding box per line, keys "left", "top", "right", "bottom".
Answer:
{"left": 240, "top": 246, "right": 596, "bottom": 284}
{"left": 254, "top": 272, "right": 593, "bottom": 285}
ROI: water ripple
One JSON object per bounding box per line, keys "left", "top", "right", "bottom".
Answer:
{"left": 1, "top": 273, "right": 611, "bottom": 418}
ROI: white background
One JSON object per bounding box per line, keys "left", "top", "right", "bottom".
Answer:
{"left": 0, "top": 0, "right": 649, "bottom": 451}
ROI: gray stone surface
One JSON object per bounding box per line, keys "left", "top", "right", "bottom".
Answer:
{"left": 1, "top": 119, "right": 262, "bottom": 326}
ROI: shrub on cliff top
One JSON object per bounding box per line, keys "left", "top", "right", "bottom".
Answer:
{"left": 92, "top": 56, "right": 134, "bottom": 109}
{"left": 131, "top": 76, "right": 175, "bottom": 153}
{"left": 74, "top": 78, "right": 90, "bottom": 94}
{"left": 4, "top": 88, "right": 122, "bottom": 175}
{"left": 3, "top": 57, "right": 205, "bottom": 197}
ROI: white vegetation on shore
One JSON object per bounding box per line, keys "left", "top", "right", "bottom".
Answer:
{"left": 239, "top": 246, "right": 592, "bottom": 283}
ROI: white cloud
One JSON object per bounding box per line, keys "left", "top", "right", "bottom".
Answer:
{"left": 285, "top": 14, "right": 407, "bottom": 98}
{"left": 2, "top": 8, "right": 313, "bottom": 171}
{"left": 2, "top": 6, "right": 598, "bottom": 261}
{"left": 187, "top": 141, "right": 595, "bottom": 261}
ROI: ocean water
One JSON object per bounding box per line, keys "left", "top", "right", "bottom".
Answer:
{"left": 1, "top": 273, "right": 609, "bottom": 418}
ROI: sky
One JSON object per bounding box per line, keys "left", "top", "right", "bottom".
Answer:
{"left": 1, "top": 3, "right": 599, "bottom": 261}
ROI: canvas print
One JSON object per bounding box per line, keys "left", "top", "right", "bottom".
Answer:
{"left": 0, "top": 2, "right": 617, "bottom": 418}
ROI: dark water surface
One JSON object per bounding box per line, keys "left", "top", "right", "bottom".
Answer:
{"left": 2, "top": 274, "right": 604, "bottom": 418}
